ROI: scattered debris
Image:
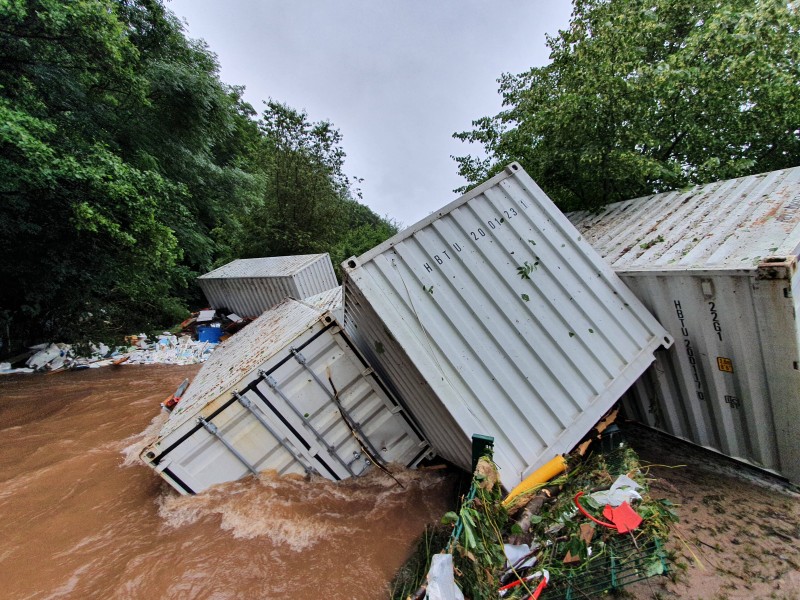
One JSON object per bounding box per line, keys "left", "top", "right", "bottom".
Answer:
{"left": 196, "top": 309, "right": 216, "bottom": 323}
{"left": 18, "top": 341, "right": 120, "bottom": 373}
{"left": 424, "top": 553, "right": 464, "bottom": 600}
{"left": 0, "top": 362, "right": 34, "bottom": 375}
{"left": 0, "top": 308, "right": 258, "bottom": 375}
{"left": 162, "top": 378, "right": 191, "bottom": 412}
{"left": 179, "top": 308, "right": 254, "bottom": 342}
{"left": 392, "top": 424, "right": 676, "bottom": 600}
{"left": 122, "top": 335, "right": 216, "bottom": 366}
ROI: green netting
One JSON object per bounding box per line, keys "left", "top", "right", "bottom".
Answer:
{"left": 541, "top": 535, "right": 669, "bottom": 599}
{"left": 391, "top": 431, "right": 676, "bottom": 600}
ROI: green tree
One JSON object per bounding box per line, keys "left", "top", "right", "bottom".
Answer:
{"left": 0, "top": 1, "right": 180, "bottom": 341}
{"left": 0, "top": 1, "right": 395, "bottom": 351}
{"left": 0, "top": 0, "right": 261, "bottom": 345}
{"left": 329, "top": 199, "right": 399, "bottom": 271}
{"left": 454, "top": 0, "right": 800, "bottom": 211}
{"left": 226, "top": 101, "right": 397, "bottom": 275}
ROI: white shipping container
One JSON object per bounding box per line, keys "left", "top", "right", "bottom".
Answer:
{"left": 569, "top": 167, "right": 800, "bottom": 482}
{"left": 342, "top": 163, "right": 672, "bottom": 489}
{"left": 141, "top": 298, "right": 430, "bottom": 495}
{"left": 197, "top": 254, "right": 339, "bottom": 317}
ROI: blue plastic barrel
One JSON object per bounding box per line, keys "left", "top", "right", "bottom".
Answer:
{"left": 196, "top": 325, "right": 223, "bottom": 343}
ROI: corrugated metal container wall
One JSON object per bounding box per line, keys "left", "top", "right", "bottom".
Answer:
{"left": 343, "top": 163, "right": 673, "bottom": 489}
{"left": 569, "top": 167, "right": 800, "bottom": 482}
{"left": 141, "top": 298, "right": 430, "bottom": 495}
{"left": 196, "top": 254, "right": 338, "bottom": 317}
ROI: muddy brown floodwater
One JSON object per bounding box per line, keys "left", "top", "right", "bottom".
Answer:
{"left": 3, "top": 366, "right": 799, "bottom": 600}
{"left": 0, "top": 365, "right": 457, "bottom": 600}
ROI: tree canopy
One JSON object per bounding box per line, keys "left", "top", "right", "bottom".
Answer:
{"left": 453, "top": 0, "right": 800, "bottom": 211}
{"left": 0, "top": 0, "right": 395, "bottom": 351}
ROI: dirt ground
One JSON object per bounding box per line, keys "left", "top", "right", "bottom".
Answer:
{"left": 621, "top": 423, "right": 800, "bottom": 600}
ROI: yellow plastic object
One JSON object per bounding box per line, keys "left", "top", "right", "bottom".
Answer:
{"left": 502, "top": 455, "right": 567, "bottom": 507}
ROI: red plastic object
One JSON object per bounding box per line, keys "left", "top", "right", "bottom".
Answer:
{"left": 528, "top": 575, "right": 548, "bottom": 600}
{"left": 574, "top": 491, "right": 642, "bottom": 534}
{"left": 499, "top": 575, "right": 532, "bottom": 593}
{"left": 602, "top": 502, "right": 642, "bottom": 534}
{"left": 573, "top": 491, "right": 617, "bottom": 529}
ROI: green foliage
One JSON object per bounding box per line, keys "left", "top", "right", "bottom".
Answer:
{"left": 448, "top": 460, "right": 509, "bottom": 600}
{"left": 391, "top": 444, "right": 677, "bottom": 600}
{"left": 516, "top": 260, "right": 538, "bottom": 279}
{"left": 0, "top": 1, "right": 395, "bottom": 351}
{"left": 219, "top": 101, "right": 397, "bottom": 276}
{"left": 0, "top": 0, "right": 189, "bottom": 342}
{"left": 228, "top": 102, "right": 351, "bottom": 259}
{"left": 454, "top": 0, "right": 800, "bottom": 211}
{"left": 328, "top": 200, "right": 399, "bottom": 275}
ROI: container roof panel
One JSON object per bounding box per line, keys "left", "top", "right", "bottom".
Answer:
{"left": 569, "top": 167, "right": 800, "bottom": 271}
{"left": 160, "top": 299, "right": 325, "bottom": 438}
{"left": 197, "top": 255, "right": 327, "bottom": 279}
{"left": 301, "top": 286, "right": 343, "bottom": 314}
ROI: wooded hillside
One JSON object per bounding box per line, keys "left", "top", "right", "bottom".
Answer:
{"left": 0, "top": 0, "right": 396, "bottom": 351}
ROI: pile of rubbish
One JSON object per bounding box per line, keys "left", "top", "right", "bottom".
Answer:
{"left": 179, "top": 308, "right": 252, "bottom": 342}
{"left": 391, "top": 416, "right": 676, "bottom": 600}
{"left": 1, "top": 333, "right": 217, "bottom": 375}
{"left": 117, "top": 333, "right": 218, "bottom": 366}
{"left": 0, "top": 308, "right": 255, "bottom": 376}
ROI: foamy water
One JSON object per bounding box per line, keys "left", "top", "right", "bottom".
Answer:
{"left": 0, "top": 366, "right": 455, "bottom": 599}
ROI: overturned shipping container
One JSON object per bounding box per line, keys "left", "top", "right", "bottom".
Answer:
{"left": 141, "top": 298, "right": 430, "bottom": 495}
{"left": 197, "top": 254, "right": 338, "bottom": 318}
{"left": 570, "top": 167, "right": 800, "bottom": 482}
{"left": 342, "top": 163, "right": 673, "bottom": 490}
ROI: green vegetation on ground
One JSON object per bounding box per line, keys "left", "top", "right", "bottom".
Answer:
{"left": 391, "top": 445, "right": 677, "bottom": 600}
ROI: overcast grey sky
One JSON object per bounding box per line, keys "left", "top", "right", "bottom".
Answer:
{"left": 167, "top": 1, "right": 573, "bottom": 227}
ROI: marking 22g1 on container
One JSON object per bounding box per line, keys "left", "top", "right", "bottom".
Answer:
{"left": 342, "top": 163, "right": 673, "bottom": 490}
{"left": 570, "top": 167, "right": 800, "bottom": 482}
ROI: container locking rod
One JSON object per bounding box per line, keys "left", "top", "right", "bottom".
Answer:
{"left": 198, "top": 416, "right": 259, "bottom": 476}
{"left": 234, "top": 391, "right": 316, "bottom": 476}
{"left": 289, "top": 348, "right": 385, "bottom": 464}
{"left": 258, "top": 370, "right": 356, "bottom": 477}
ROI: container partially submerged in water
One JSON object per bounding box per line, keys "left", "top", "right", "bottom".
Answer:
{"left": 141, "top": 298, "right": 430, "bottom": 495}
{"left": 197, "top": 254, "right": 339, "bottom": 318}
{"left": 569, "top": 167, "right": 800, "bottom": 482}
{"left": 342, "top": 163, "right": 672, "bottom": 490}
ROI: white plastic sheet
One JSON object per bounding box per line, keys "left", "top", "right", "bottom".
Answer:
{"left": 425, "top": 554, "right": 464, "bottom": 600}
{"left": 590, "top": 474, "right": 643, "bottom": 507}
